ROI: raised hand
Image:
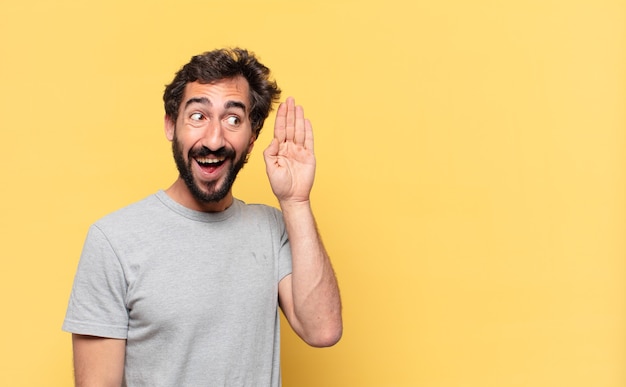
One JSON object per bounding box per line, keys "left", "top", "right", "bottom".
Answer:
{"left": 263, "top": 97, "right": 316, "bottom": 204}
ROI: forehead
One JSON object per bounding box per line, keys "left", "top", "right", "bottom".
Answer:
{"left": 182, "top": 77, "right": 251, "bottom": 109}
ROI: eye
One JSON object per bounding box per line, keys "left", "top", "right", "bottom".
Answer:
{"left": 225, "top": 115, "right": 240, "bottom": 126}
{"left": 190, "top": 112, "right": 204, "bottom": 121}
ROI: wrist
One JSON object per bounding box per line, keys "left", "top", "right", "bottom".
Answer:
{"left": 278, "top": 199, "right": 312, "bottom": 213}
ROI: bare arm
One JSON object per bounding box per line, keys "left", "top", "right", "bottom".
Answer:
{"left": 72, "top": 334, "right": 126, "bottom": 387}
{"left": 264, "top": 98, "right": 342, "bottom": 347}
{"left": 277, "top": 202, "right": 342, "bottom": 347}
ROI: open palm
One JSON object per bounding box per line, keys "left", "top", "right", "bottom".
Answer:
{"left": 263, "top": 97, "right": 316, "bottom": 203}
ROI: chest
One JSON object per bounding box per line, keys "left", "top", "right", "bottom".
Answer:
{"left": 121, "top": 226, "right": 280, "bottom": 335}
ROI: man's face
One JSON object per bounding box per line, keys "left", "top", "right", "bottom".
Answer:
{"left": 165, "top": 77, "right": 256, "bottom": 205}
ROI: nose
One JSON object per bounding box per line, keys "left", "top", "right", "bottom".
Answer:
{"left": 201, "top": 120, "right": 225, "bottom": 151}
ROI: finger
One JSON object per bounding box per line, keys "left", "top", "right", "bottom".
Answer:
{"left": 294, "top": 105, "right": 305, "bottom": 145}
{"left": 304, "top": 118, "right": 314, "bottom": 152}
{"left": 285, "top": 97, "right": 296, "bottom": 142}
{"left": 274, "top": 101, "right": 287, "bottom": 143}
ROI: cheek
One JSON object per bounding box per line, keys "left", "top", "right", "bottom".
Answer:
{"left": 173, "top": 132, "right": 198, "bottom": 156}
{"left": 246, "top": 139, "right": 255, "bottom": 154}
{"left": 176, "top": 129, "right": 203, "bottom": 150}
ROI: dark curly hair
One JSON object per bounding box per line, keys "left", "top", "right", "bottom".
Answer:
{"left": 163, "top": 48, "right": 281, "bottom": 137}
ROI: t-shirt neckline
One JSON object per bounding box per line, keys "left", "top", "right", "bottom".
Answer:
{"left": 155, "top": 190, "right": 241, "bottom": 223}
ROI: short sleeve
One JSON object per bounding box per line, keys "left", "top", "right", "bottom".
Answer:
{"left": 62, "top": 224, "right": 129, "bottom": 339}
{"left": 272, "top": 208, "right": 293, "bottom": 282}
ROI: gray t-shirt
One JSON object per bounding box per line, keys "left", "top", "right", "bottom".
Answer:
{"left": 63, "top": 191, "right": 293, "bottom": 386}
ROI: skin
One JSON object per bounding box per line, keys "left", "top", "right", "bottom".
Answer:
{"left": 72, "top": 335, "right": 125, "bottom": 387}
{"left": 164, "top": 77, "right": 257, "bottom": 212}
{"left": 266, "top": 97, "right": 342, "bottom": 346}
{"left": 72, "top": 76, "right": 342, "bottom": 386}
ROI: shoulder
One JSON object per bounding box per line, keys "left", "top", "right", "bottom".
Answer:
{"left": 99, "top": 193, "right": 160, "bottom": 220}
{"left": 233, "top": 200, "right": 290, "bottom": 248}
{"left": 90, "top": 193, "right": 166, "bottom": 236}
{"left": 234, "top": 200, "right": 287, "bottom": 236}
{"left": 236, "top": 200, "right": 283, "bottom": 222}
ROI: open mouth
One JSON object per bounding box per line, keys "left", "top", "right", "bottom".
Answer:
{"left": 195, "top": 156, "right": 227, "bottom": 173}
{"left": 196, "top": 156, "right": 225, "bottom": 166}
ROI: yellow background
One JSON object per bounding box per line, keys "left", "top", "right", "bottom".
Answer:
{"left": 1, "top": 0, "right": 624, "bottom": 386}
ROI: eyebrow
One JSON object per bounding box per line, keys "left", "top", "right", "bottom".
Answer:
{"left": 225, "top": 100, "right": 247, "bottom": 113}
{"left": 185, "top": 97, "right": 210, "bottom": 108}
{"left": 184, "top": 97, "right": 247, "bottom": 113}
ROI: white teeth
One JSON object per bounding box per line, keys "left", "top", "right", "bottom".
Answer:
{"left": 196, "top": 157, "right": 225, "bottom": 164}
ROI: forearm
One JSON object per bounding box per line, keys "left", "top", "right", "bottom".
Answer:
{"left": 280, "top": 200, "right": 342, "bottom": 346}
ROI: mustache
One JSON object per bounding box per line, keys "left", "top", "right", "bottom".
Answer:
{"left": 189, "top": 146, "right": 235, "bottom": 159}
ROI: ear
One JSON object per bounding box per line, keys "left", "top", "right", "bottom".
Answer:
{"left": 164, "top": 115, "right": 175, "bottom": 141}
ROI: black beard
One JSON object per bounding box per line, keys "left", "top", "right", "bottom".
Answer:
{"left": 172, "top": 134, "right": 247, "bottom": 203}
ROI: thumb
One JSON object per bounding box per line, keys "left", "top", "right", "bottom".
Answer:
{"left": 263, "top": 138, "right": 279, "bottom": 162}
